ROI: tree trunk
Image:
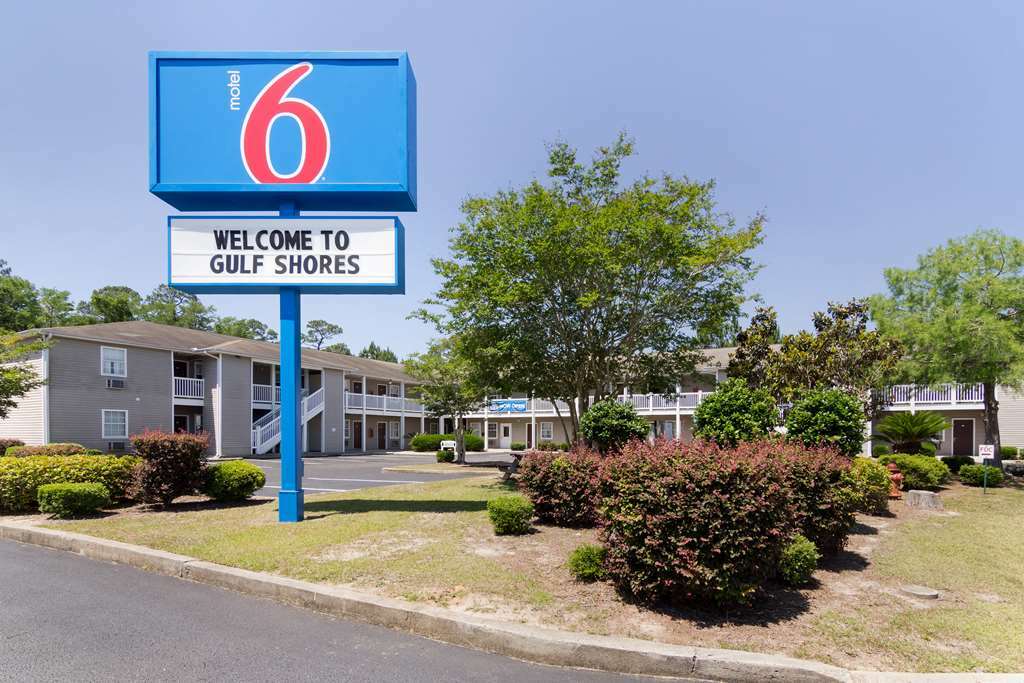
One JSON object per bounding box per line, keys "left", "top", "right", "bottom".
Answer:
{"left": 455, "top": 415, "right": 466, "bottom": 464}
{"left": 982, "top": 381, "right": 1001, "bottom": 465}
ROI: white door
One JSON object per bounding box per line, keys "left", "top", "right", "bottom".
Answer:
{"left": 499, "top": 423, "right": 512, "bottom": 449}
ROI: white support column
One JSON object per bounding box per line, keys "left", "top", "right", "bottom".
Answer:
{"left": 400, "top": 381, "right": 406, "bottom": 450}
{"left": 483, "top": 410, "right": 489, "bottom": 452}
{"left": 215, "top": 354, "right": 223, "bottom": 458}
{"left": 530, "top": 392, "right": 536, "bottom": 449}
{"left": 361, "top": 375, "right": 367, "bottom": 453}
{"left": 420, "top": 414, "right": 425, "bottom": 435}
{"left": 675, "top": 383, "right": 681, "bottom": 440}
{"left": 340, "top": 370, "right": 346, "bottom": 453}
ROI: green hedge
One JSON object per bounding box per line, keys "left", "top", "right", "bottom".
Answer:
{"left": 5, "top": 443, "right": 102, "bottom": 457}
{"left": 849, "top": 458, "right": 891, "bottom": 515}
{"left": 778, "top": 535, "right": 819, "bottom": 587}
{"left": 0, "top": 455, "right": 140, "bottom": 512}
{"left": 487, "top": 495, "right": 533, "bottom": 535}
{"left": 958, "top": 464, "right": 1004, "bottom": 487}
{"left": 878, "top": 454, "right": 950, "bottom": 491}
{"left": 409, "top": 433, "right": 484, "bottom": 452}
{"left": 37, "top": 483, "right": 110, "bottom": 518}
{"left": 203, "top": 461, "right": 265, "bottom": 502}
{"left": 940, "top": 455, "right": 974, "bottom": 474}
{"left": 435, "top": 449, "right": 454, "bottom": 463}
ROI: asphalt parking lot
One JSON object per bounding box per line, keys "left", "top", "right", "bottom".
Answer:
{"left": 244, "top": 452, "right": 514, "bottom": 496}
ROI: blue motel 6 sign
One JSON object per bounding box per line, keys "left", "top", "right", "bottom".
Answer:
{"left": 149, "top": 51, "right": 416, "bottom": 523}
{"left": 149, "top": 51, "right": 416, "bottom": 211}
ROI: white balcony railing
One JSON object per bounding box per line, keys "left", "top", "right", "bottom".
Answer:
{"left": 469, "top": 393, "right": 711, "bottom": 417}
{"left": 344, "top": 391, "right": 424, "bottom": 413}
{"left": 173, "top": 376, "right": 204, "bottom": 400}
{"left": 881, "top": 383, "right": 984, "bottom": 408}
{"left": 252, "top": 383, "right": 281, "bottom": 403}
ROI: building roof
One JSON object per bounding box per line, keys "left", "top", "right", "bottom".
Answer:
{"left": 32, "top": 320, "right": 417, "bottom": 383}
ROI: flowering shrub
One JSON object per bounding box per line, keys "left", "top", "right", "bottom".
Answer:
{"left": 130, "top": 430, "right": 209, "bottom": 506}
{"left": 518, "top": 448, "right": 601, "bottom": 527}
{"left": 599, "top": 439, "right": 797, "bottom": 606}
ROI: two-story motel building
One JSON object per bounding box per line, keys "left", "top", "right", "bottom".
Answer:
{"left": 2, "top": 321, "right": 1022, "bottom": 457}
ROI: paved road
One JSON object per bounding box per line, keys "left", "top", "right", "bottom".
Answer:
{"left": 0, "top": 540, "right": 666, "bottom": 682}
{"left": 245, "top": 452, "right": 513, "bottom": 496}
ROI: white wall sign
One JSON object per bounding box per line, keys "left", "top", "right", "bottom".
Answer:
{"left": 168, "top": 216, "right": 404, "bottom": 294}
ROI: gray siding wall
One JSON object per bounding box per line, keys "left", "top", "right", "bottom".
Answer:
{"left": 998, "top": 386, "right": 1024, "bottom": 449}
{"left": 0, "top": 352, "right": 45, "bottom": 445}
{"left": 49, "top": 338, "right": 172, "bottom": 450}
{"left": 323, "top": 369, "right": 344, "bottom": 453}
{"left": 219, "top": 354, "right": 252, "bottom": 456}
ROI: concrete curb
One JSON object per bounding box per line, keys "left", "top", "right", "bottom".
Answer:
{"left": 1, "top": 521, "right": 1010, "bottom": 682}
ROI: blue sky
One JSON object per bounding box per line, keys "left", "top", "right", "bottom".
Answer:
{"left": 1, "top": 1, "right": 1021, "bottom": 356}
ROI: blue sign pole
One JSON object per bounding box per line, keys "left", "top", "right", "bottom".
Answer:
{"left": 278, "top": 203, "right": 304, "bottom": 522}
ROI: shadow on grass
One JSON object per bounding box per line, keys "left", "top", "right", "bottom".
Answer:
{"left": 303, "top": 498, "right": 489, "bottom": 520}
{"left": 640, "top": 584, "right": 813, "bottom": 628}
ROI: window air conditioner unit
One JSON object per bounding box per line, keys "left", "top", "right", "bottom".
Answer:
{"left": 107, "top": 441, "right": 126, "bottom": 452}
{"left": 106, "top": 378, "right": 125, "bottom": 389}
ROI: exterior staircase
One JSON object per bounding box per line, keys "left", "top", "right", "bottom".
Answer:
{"left": 251, "top": 387, "right": 325, "bottom": 454}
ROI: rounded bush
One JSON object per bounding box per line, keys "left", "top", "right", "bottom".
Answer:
{"left": 510, "top": 441, "right": 526, "bottom": 452}
{"left": 579, "top": 399, "right": 649, "bottom": 453}
{"left": 872, "top": 443, "right": 892, "bottom": 457}
{"left": 693, "top": 378, "right": 777, "bottom": 447}
{"left": 958, "top": 464, "right": 1003, "bottom": 487}
{"left": 0, "top": 455, "right": 140, "bottom": 512}
{"left": 435, "top": 449, "right": 454, "bottom": 463}
{"left": 599, "top": 439, "right": 798, "bottom": 606}
{"left": 130, "top": 431, "right": 209, "bottom": 506}
{"left": 203, "top": 461, "right": 266, "bottom": 501}
{"left": 940, "top": 455, "right": 974, "bottom": 474}
{"left": 776, "top": 445, "right": 858, "bottom": 554}
{"left": 878, "top": 454, "right": 950, "bottom": 491}
{"left": 568, "top": 543, "right": 607, "bottom": 582}
{"left": 1000, "top": 445, "right": 1021, "bottom": 459}
{"left": 37, "top": 482, "right": 110, "bottom": 518}
{"left": 518, "top": 448, "right": 601, "bottom": 527}
{"left": 486, "top": 495, "right": 533, "bottom": 535}
{"left": 778, "top": 535, "right": 820, "bottom": 587}
{"left": 785, "top": 389, "right": 866, "bottom": 456}
{"left": 849, "top": 457, "right": 891, "bottom": 515}
{"left": 5, "top": 443, "right": 89, "bottom": 457}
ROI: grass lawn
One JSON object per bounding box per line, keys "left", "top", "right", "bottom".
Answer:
{"left": 46, "top": 475, "right": 1024, "bottom": 673}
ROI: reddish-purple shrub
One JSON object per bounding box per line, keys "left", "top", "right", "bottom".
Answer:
{"left": 598, "top": 439, "right": 798, "bottom": 606}
{"left": 129, "top": 430, "right": 209, "bottom": 506}
{"left": 518, "top": 447, "right": 602, "bottom": 527}
{"left": 773, "top": 444, "right": 858, "bottom": 554}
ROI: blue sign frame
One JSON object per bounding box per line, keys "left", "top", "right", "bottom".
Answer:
{"left": 167, "top": 214, "right": 405, "bottom": 295}
{"left": 149, "top": 51, "right": 416, "bottom": 211}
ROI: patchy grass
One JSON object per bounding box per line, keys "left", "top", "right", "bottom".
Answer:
{"left": 47, "top": 476, "right": 1024, "bottom": 672}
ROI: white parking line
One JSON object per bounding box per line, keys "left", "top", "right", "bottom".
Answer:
{"left": 305, "top": 477, "right": 425, "bottom": 484}
{"left": 261, "top": 485, "right": 352, "bottom": 493}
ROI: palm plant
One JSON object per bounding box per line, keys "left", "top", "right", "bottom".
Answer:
{"left": 872, "top": 411, "right": 950, "bottom": 455}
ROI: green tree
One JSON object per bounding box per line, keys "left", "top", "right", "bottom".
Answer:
{"left": 578, "top": 399, "right": 649, "bottom": 453}
{"left": 0, "top": 274, "right": 42, "bottom": 332}
{"left": 302, "top": 320, "right": 344, "bottom": 350}
{"left": 0, "top": 260, "right": 10, "bottom": 276}
{"left": 871, "top": 411, "right": 950, "bottom": 456}
{"left": 784, "top": 388, "right": 866, "bottom": 456}
{"left": 0, "top": 333, "right": 48, "bottom": 418}
{"left": 83, "top": 286, "right": 143, "bottom": 323}
{"left": 359, "top": 341, "right": 399, "bottom": 363}
{"left": 214, "top": 316, "right": 278, "bottom": 341}
{"left": 730, "top": 300, "right": 902, "bottom": 418}
{"left": 141, "top": 285, "right": 216, "bottom": 330}
{"left": 37, "top": 288, "right": 75, "bottom": 327}
{"left": 404, "top": 339, "right": 489, "bottom": 463}
{"left": 870, "top": 230, "right": 1024, "bottom": 462}
{"left": 418, "top": 134, "right": 763, "bottom": 441}
{"left": 693, "top": 378, "right": 777, "bottom": 447}
{"left": 323, "top": 341, "right": 352, "bottom": 355}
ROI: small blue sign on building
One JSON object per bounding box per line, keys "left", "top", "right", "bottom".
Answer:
{"left": 490, "top": 399, "right": 529, "bottom": 413}
{"left": 149, "top": 51, "right": 416, "bottom": 211}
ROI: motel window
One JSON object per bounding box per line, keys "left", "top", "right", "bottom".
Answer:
{"left": 487, "top": 422, "right": 497, "bottom": 439}
{"left": 470, "top": 423, "right": 482, "bottom": 436}
{"left": 428, "top": 422, "right": 439, "bottom": 435}
{"left": 193, "top": 360, "right": 204, "bottom": 380}
{"left": 102, "top": 410, "right": 128, "bottom": 439}
{"left": 540, "top": 422, "right": 553, "bottom": 441}
{"left": 345, "top": 420, "right": 352, "bottom": 440}
{"left": 389, "top": 422, "right": 400, "bottom": 439}
{"left": 100, "top": 347, "right": 127, "bottom": 377}
{"left": 352, "top": 381, "right": 363, "bottom": 393}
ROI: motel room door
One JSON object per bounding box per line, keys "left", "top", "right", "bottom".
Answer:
{"left": 953, "top": 419, "right": 974, "bottom": 456}
{"left": 353, "top": 421, "right": 362, "bottom": 449}
{"left": 499, "top": 423, "right": 512, "bottom": 449}
{"left": 377, "top": 422, "right": 387, "bottom": 450}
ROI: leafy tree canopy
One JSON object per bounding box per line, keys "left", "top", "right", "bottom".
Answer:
{"left": 729, "top": 300, "right": 902, "bottom": 418}
{"left": 0, "top": 275, "right": 42, "bottom": 333}
{"left": 579, "top": 399, "right": 649, "bottom": 453}
{"left": 0, "top": 333, "right": 48, "bottom": 419}
{"left": 83, "top": 286, "right": 143, "bottom": 324}
{"left": 693, "top": 378, "right": 777, "bottom": 447}
{"left": 870, "top": 229, "right": 1024, "bottom": 457}
{"left": 417, "top": 133, "right": 763, "bottom": 440}
{"left": 214, "top": 316, "right": 278, "bottom": 341}
{"left": 359, "top": 341, "right": 399, "bottom": 363}
{"left": 784, "top": 388, "right": 866, "bottom": 456}
{"left": 141, "top": 285, "right": 217, "bottom": 331}
{"left": 302, "top": 319, "right": 343, "bottom": 350}
{"left": 323, "top": 341, "right": 352, "bottom": 355}
{"left": 37, "top": 288, "right": 75, "bottom": 327}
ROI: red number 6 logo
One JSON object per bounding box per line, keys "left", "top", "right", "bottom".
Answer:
{"left": 240, "top": 63, "right": 331, "bottom": 184}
